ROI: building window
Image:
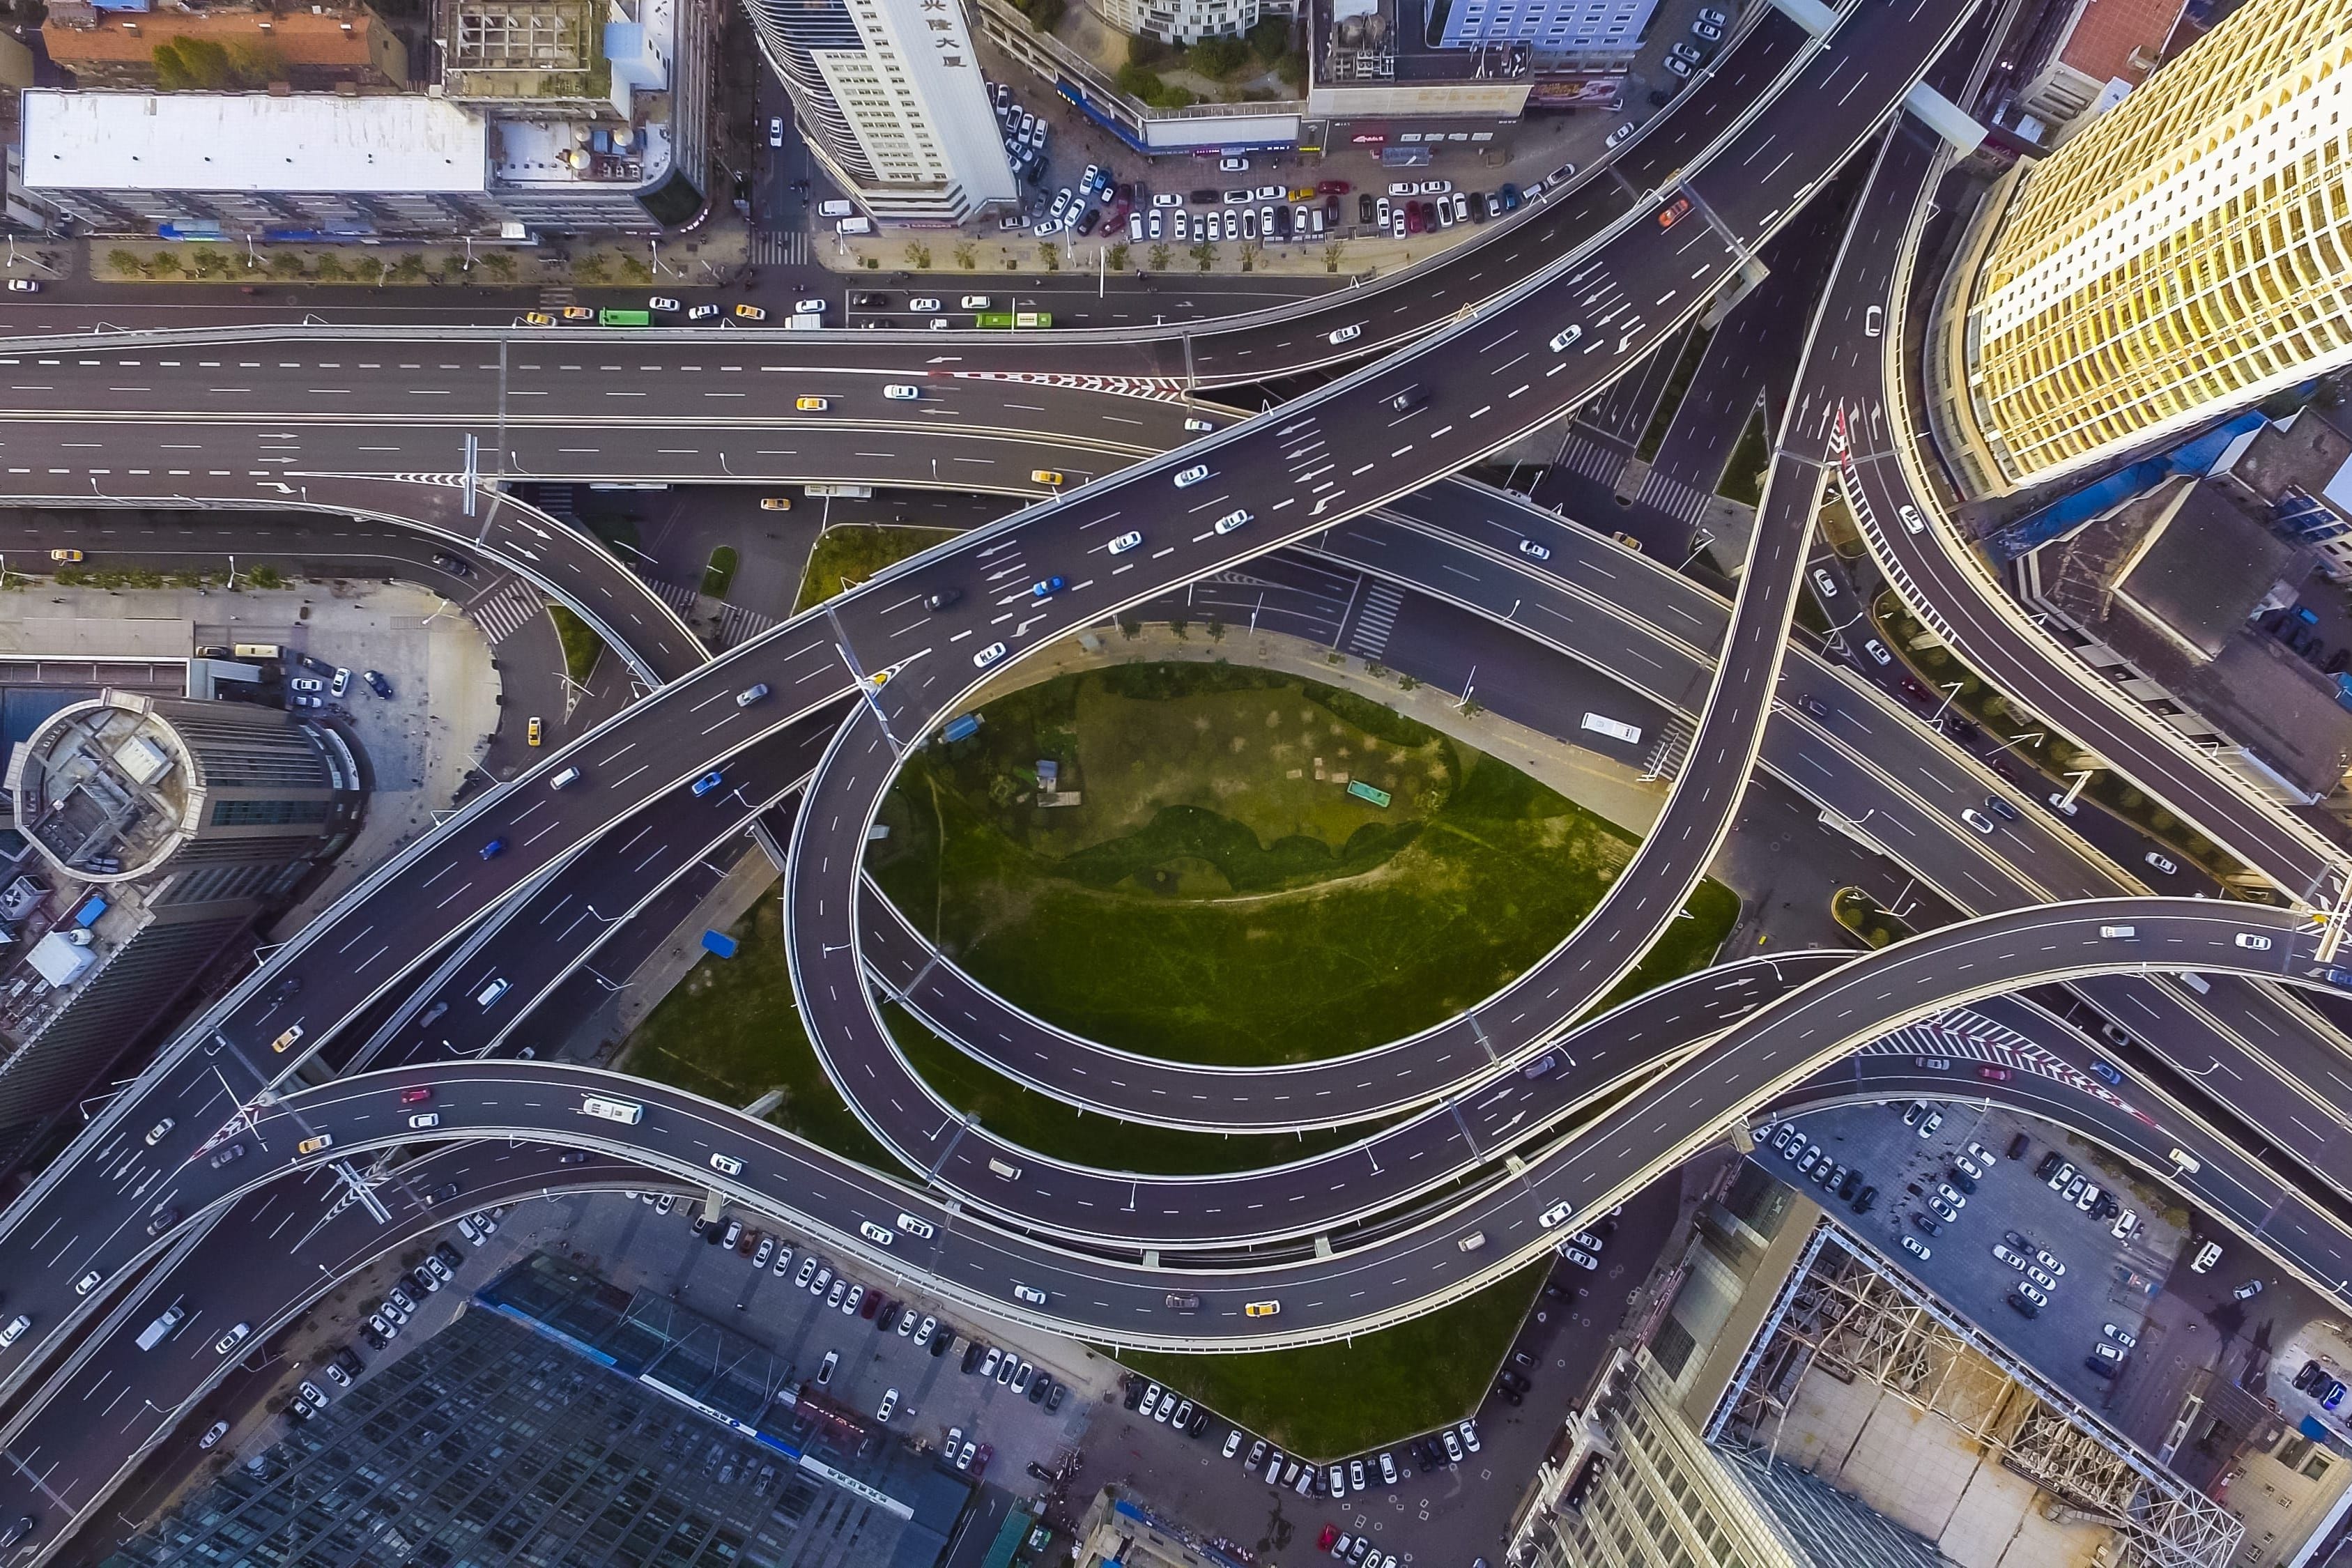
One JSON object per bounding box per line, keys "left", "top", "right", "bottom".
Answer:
{"left": 210, "top": 799, "right": 332, "bottom": 827}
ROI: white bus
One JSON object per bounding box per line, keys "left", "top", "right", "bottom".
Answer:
{"left": 1581, "top": 712, "right": 1643, "bottom": 745}
{"left": 581, "top": 1095, "right": 644, "bottom": 1125}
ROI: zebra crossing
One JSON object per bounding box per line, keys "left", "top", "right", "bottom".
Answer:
{"left": 466, "top": 576, "right": 546, "bottom": 647}
{"left": 1634, "top": 465, "right": 1713, "bottom": 526}
{"left": 710, "top": 599, "right": 778, "bottom": 649}
{"left": 1640, "top": 718, "right": 1693, "bottom": 782}
{"left": 1345, "top": 582, "right": 1405, "bottom": 662}
{"left": 751, "top": 230, "right": 810, "bottom": 266}
{"left": 1861, "top": 1008, "right": 2124, "bottom": 1106}
{"left": 1555, "top": 431, "right": 1627, "bottom": 489}
{"left": 642, "top": 576, "right": 700, "bottom": 620}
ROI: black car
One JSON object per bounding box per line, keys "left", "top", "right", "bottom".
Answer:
{"left": 1075, "top": 208, "right": 1099, "bottom": 236}
{"left": 2004, "top": 1229, "right": 2034, "bottom": 1252}
{"left": 1046, "top": 1381, "right": 1066, "bottom": 1411}
{"left": 146, "top": 1206, "right": 178, "bottom": 1236}
{"left": 930, "top": 1329, "right": 953, "bottom": 1357}
{"left": 876, "top": 1300, "right": 900, "bottom": 1332}
{"left": 925, "top": 587, "right": 962, "bottom": 611}
{"left": 209, "top": 1142, "right": 245, "bottom": 1169}
{"left": 336, "top": 1346, "right": 367, "bottom": 1377}
{"left": 1947, "top": 1170, "right": 1976, "bottom": 1194}
{"left": 2297, "top": 1359, "right": 2326, "bottom": 1390}
{"left": 852, "top": 292, "right": 890, "bottom": 307}
{"left": 1468, "top": 190, "right": 1489, "bottom": 222}
{"left": 1359, "top": 194, "right": 1376, "bottom": 224}
{"left": 364, "top": 670, "right": 394, "bottom": 699}
{"left": 362, "top": 1328, "right": 388, "bottom": 1351}
{"left": 2083, "top": 1355, "right": 2117, "bottom": 1378}
{"left": 1497, "top": 1368, "right": 1532, "bottom": 1394}
{"left": 1121, "top": 1375, "right": 1144, "bottom": 1408}
{"left": 1850, "top": 1185, "right": 1876, "bottom": 1213}
{"left": 1492, "top": 1383, "right": 1524, "bottom": 1406}
{"left": 2035, "top": 1151, "right": 2064, "bottom": 1180}
{"left": 1188, "top": 1406, "right": 1209, "bottom": 1435}
{"left": 967, "top": 1341, "right": 990, "bottom": 1376}
{"left": 434, "top": 1242, "right": 465, "bottom": 1270}
{"left": 426, "top": 1183, "right": 461, "bottom": 1205}
{"left": 558, "top": 1150, "right": 590, "bottom": 1166}
{"left": 1836, "top": 1169, "right": 1861, "bottom": 1201}
{"left": 1911, "top": 1213, "right": 1941, "bottom": 1236}
{"left": 270, "top": 974, "right": 302, "bottom": 1002}
{"left": 2006, "top": 1292, "right": 2040, "bottom": 1318}
{"left": 431, "top": 552, "right": 477, "bottom": 579}
{"left": 1028, "top": 1374, "right": 1051, "bottom": 1405}
{"left": 1388, "top": 385, "right": 1429, "bottom": 414}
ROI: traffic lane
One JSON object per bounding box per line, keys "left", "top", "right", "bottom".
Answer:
{"left": 0, "top": 0, "right": 1985, "bottom": 1373}
{"left": 344, "top": 709, "right": 847, "bottom": 1070}
{"left": 1822, "top": 123, "right": 2332, "bottom": 897}
{"left": 0, "top": 1142, "right": 638, "bottom": 1560}
{"left": 0, "top": 629, "right": 862, "bottom": 1383}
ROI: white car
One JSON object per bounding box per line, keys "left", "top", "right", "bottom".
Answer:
{"left": 767, "top": 117, "right": 784, "bottom": 148}
{"left": 1560, "top": 1247, "right": 1599, "bottom": 1270}
{"left": 648, "top": 295, "right": 680, "bottom": 312}
{"left": 2103, "top": 1323, "right": 2138, "bottom": 1348}
{"left": 1549, "top": 325, "right": 1583, "bottom": 352}
{"left": 960, "top": 295, "right": 993, "bottom": 309}
{"left": 1151, "top": 193, "right": 1182, "bottom": 208}
{"left": 909, "top": 297, "right": 941, "bottom": 312}
{"left": 1606, "top": 122, "right": 1638, "bottom": 148}
{"left": 1109, "top": 530, "right": 1144, "bottom": 553}
{"left": 1328, "top": 323, "right": 1364, "bottom": 344}
{"left": 6, "top": 279, "right": 39, "bottom": 294}
{"left": 974, "top": 642, "right": 1008, "bottom": 670}
{"left": 2034, "top": 1250, "right": 2066, "bottom": 1276}
{"left": 1214, "top": 509, "right": 1252, "bottom": 534}
{"left": 1517, "top": 539, "right": 1551, "bottom": 561}
{"left": 1172, "top": 466, "right": 1209, "bottom": 489}
{"left": 1539, "top": 1201, "right": 1574, "bottom": 1229}
{"left": 875, "top": 1388, "right": 899, "bottom": 1422}
{"left": 199, "top": 1420, "right": 230, "bottom": 1450}
{"left": 882, "top": 384, "right": 920, "bottom": 400}
{"left": 793, "top": 298, "right": 829, "bottom": 314}
{"left": 2236, "top": 933, "right": 2272, "bottom": 950}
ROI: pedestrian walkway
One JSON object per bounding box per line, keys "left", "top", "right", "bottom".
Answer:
{"left": 751, "top": 231, "right": 810, "bottom": 267}
{"left": 1634, "top": 466, "right": 1714, "bottom": 527}
{"left": 465, "top": 576, "right": 546, "bottom": 647}
{"left": 1555, "top": 429, "right": 1629, "bottom": 489}
{"left": 1344, "top": 581, "right": 1404, "bottom": 663}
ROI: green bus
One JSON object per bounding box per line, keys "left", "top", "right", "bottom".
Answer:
{"left": 974, "top": 310, "right": 1054, "bottom": 330}
{"left": 598, "top": 308, "right": 654, "bottom": 327}
{"left": 1345, "top": 779, "right": 1392, "bottom": 808}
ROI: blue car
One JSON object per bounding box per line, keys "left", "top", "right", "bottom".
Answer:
{"left": 2090, "top": 1060, "right": 2122, "bottom": 1086}
{"left": 1031, "top": 576, "right": 1066, "bottom": 599}
{"left": 691, "top": 771, "right": 725, "bottom": 797}
{"left": 479, "top": 839, "right": 505, "bottom": 860}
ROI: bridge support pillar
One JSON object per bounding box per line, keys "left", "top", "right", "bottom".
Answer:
{"left": 1902, "top": 83, "right": 1988, "bottom": 155}
{"left": 1765, "top": 0, "right": 1838, "bottom": 38}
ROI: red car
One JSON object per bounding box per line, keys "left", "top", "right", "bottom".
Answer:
{"left": 1404, "top": 203, "right": 1424, "bottom": 234}
{"left": 399, "top": 1086, "right": 433, "bottom": 1105}
{"left": 1658, "top": 196, "right": 1691, "bottom": 229}
{"left": 1318, "top": 1527, "right": 1339, "bottom": 1553}
{"left": 1316, "top": 179, "right": 1351, "bottom": 197}
{"left": 1978, "top": 1065, "right": 2013, "bottom": 1082}
{"left": 971, "top": 1443, "right": 994, "bottom": 1477}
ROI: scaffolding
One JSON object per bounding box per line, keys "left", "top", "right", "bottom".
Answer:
{"left": 1709, "top": 1224, "right": 2243, "bottom": 1568}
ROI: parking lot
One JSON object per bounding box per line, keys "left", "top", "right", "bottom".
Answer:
{"left": 1762, "top": 1098, "right": 2190, "bottom": 1413}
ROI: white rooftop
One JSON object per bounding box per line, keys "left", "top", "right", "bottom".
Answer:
{"left": 22, "top": 91, "right": 490, "bottom": 194}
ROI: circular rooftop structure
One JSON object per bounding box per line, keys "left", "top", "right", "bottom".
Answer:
{"left": 4, "top": 691, "right": 344, "bottom": 884}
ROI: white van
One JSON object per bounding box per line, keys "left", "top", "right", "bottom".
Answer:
{"left": 551, "top": 767, "right": 582, "bottom": 790}
{"left": 987, "top": 1157, "right": 1023, "bottom": 1181}
{"left": 475, "top": 978, "right": 511, "bottom": 1008}
{"left": 837, "top": 217, "right": 874, "bottom": 237}
{"left": 818, "top": 199, "right": 855, "bottom": 217}
{"left": 2098, "top": 925, "right": 2137, "bottom": 940}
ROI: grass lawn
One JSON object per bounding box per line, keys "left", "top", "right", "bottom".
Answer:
{"left": 702, "top": 545, "right": 740, "bottom": 600}
{"left": 796, "top": 524, "right": 959, "bottom": 613}
{"left": 546, "top": 603, "right": 605, "bottom": 688}
{"left": 620, "top": 891, "right": 906, "bottom": 1175}
{"left": 1125, "top": 1262, "right": 1546, "bottom": 1458}
{"left": 870, "top": 663, "right": 1737, "bottom": 1067}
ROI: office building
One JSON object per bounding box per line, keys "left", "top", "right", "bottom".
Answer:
{"left": 125, "top": 1255, "right": 974, "bottom": 1568}
{"left": 1435, "top": 0, "right": 1657, "bottom": 63}
{"left": 0, "top": 690, "right": 358, "bottom": 1172}
{"left": 744, "top": 0, "right": 1014, "bottom": 224}
{"left": 1089, "top": 0, "right": 1298, "bottom": 46}
{"left": 1932, "top": 0, "right": 2352, "bottom": 494}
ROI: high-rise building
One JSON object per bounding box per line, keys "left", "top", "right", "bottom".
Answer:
{"left": 745, "top": 0, "right": 1014, "bottom": 224}
{"left": 0, "top": 691, "right": 358, "bottom": 1169}
{"left": 1435, "top": 0, "right": 1657, "bottom": 63}
{"left": 1932, "top": 0, "right": 2352, "bottom": 495}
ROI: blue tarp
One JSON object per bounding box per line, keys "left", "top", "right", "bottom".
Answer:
{"left": 1981, "top": 411, "right": 2270, "bottom": 564}
{"left": 701, "top": 930, "right": 739, "bottom": 958}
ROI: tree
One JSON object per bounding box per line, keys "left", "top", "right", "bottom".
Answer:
{"left": 270, "top": 251, "right": 306, "bottom": 279}
{"left": 1036, "top": 243, "right": 1059, "bottom": 272}
{"left": 105, "top": 248, "right": 142, "bottom": 279}
{"left": 1246, "top": 15, "right": 1291, "bottom": 61}
{"left": 953, "top": 241, "right": 978, "bottom": 270}
{"left": 1188, "top": 36, "right": 1247, "bottom": 76}
{"left": 479, "top": 252, "right": 516, "bottom": 280}
{"left": 574, "top": 252, "right": 610, "bottom": 283}
{"left": 224, "top": 40, "right": 286, "bottom": 84}
{"left": 1105, "top": 241, "right": 1130, "bottom": 270}
{"left": 353, "top": 256, "right": 385, "bottom": 283}
{"left": 1147, "top": 243, "right": 1171, "bottom": 270}
{"left": 1190, "top": 240, "right": 1215, "bottom": 272}
{"left": 146, "top": 248, "right": 183, "bottom": 275}
{"left": 902, "top": 240, "right": 932, "bottom": 269}
{"left": 312, "top": 252, "right": 346, "bottom": 282}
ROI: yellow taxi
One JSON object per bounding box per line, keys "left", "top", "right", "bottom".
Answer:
{"left": 527, "top": 716, "right": 544, "bottom": 746}
{"left": 47, "top": 548, "right": 82, "bottom": 562}
{"left": 1031, "top": 469, "right": 1065, "bottom": 486}
{"left": 1244, "top": 1300, "right": 1280, "bottom": 1318}
{"left": 1611, "top": 532, "right": 1645, "bottom": 553}
{"left": 796, "top": 396, "right": 829, "bottom": 412}
{"left": 271, "top": 1024, "right": 305, "bottom": 1054}
{"left": 561, "top": 306, "right": 595, "bottom": 320}
{"left": 735, "top": 304, "right": 768, "bottom": 321}
{"left": 761, "top": 497, "right": 793, "bottom": 512}
{"left": 296, "top": 1135, "right": 333, "bottom": 1155}
{"left": 523, "top": 312, "right": 557, "bottom": 326}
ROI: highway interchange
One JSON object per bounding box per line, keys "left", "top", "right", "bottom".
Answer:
{"left": 6, "top": 0, "right": 2352, "bottom": 1555}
